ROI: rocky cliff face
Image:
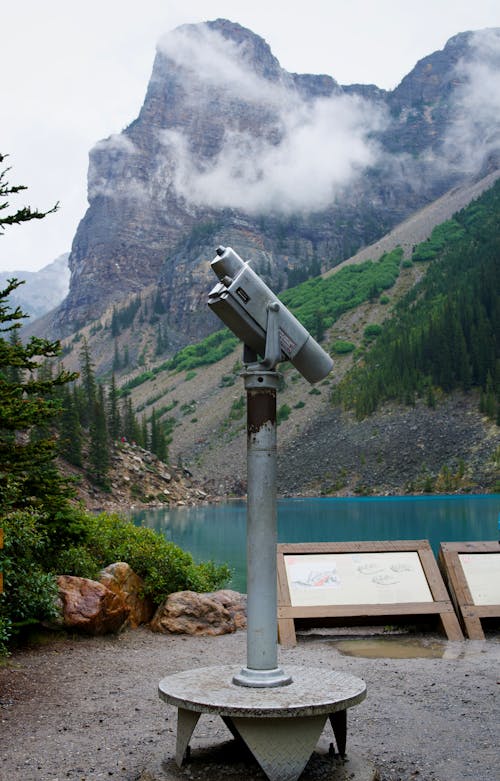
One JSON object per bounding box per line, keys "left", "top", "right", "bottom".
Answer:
{"left": 51, "top": 21, "right": 500, "bottom": 342}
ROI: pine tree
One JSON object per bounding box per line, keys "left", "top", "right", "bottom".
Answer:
{"left": 0, "top": 279, "right": 77, "bottom": 514}
{"left": 0, "top": 154, "right": 76, "bottom": 520}
{"left": 141, "top": 414, "right": 148, "bottom": 450}
{"left": 111, "top": 307, "right": 120, "bottom": 338}
{"left": 107, "top": 374, "right": 121, "bottom": 440}
{"left": 122, "top": 396, "right": 140, "bottom": 443}
{"left": 89, "top": 384, "right": 110, "bottom": 488}
{"left": 0, "top": 153, "right": 58, "bottom": 230}
{"left": 150, "top": 408, "right": 167, "bottom": 462}
{"left": 112, "top": 340, "right": 121, "bottom": 372}
{"left": 58, "top": 384, "right": 83, "bottom": 467}
{"left": 78, "top": 339, "right": 96, "bottom": 427}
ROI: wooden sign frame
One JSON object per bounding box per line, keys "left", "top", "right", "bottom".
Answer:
{"left": 277, "top": 540, "right": 463, "bottom": 646}
{"left": 438, "top": 541, "right": 500, "bottom": 640}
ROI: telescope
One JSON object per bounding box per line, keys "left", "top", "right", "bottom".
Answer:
{"left": 208, "top": 246, "right": 333, "bottom": 383}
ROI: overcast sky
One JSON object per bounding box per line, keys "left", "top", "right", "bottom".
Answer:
{"left": 2, "top": 0, "right": 499, "bottom": 273}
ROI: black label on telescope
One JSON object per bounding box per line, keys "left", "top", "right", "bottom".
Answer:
{"left": 236, "top": 287, "right": 250, "bottom": 304}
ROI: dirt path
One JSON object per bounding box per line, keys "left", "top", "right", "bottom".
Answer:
{"left": 1, "top": 627, "right": 498, "bottom": 781}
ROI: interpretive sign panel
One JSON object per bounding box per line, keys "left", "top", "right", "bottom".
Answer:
{"left": 277, "top": 540, "right": 463, "bottom": 646}
{"left": 439, "top": 541, "right": 500, "bottom": 639}
{"left": 285, "top": 551, "right": 433, "bottom": 607}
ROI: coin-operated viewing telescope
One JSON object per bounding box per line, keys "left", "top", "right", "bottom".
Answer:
{"left": 208, "top": 245, "right": 333, "bottom": 689}
{"left": 208, "top": 246, "right": 333, "bottom": 383}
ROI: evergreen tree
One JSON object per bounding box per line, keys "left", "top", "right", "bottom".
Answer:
{"left": 0, "top": 153, "right": 58, "bottom": 230}
{"left": 0, "top": 155, "right": 76, "bottom": 518}
{"left": 58, "top": 384, "right": 83, "bottom": 467}
{"left": 150, "top": 408, "right": 167, "bottom": 462}
{"left": 141, "top": 414, "right": 148, "bottom": 450}
{"left": 153, "top": 289, "right": 166, "bottom": 314}
{"left": 107, "top": 374, "right": 121, "bottom": 440}
{"left": 78, "top": 339, "right": 96, "bottom": 427}
{"left": 112, "top": 340, "right": 121, "bottom": 372}
{"left": 335, "top": 180, "right": 500, "bottom": 420}
{"left": 111, "top": 307, "right": 119, "bottom": 338}
{"left": 89, "top": 384, "right": 110, "bottom": 488}
{"left": 122, "top": 396, "right": 140, "bottom": 443}
{"left": 155, "top": 322, "right": 169, "bottom": 355}
{"left": 0, "top": 279, "right": 77, "bottom": 514}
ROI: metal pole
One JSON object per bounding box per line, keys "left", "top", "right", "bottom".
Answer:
{"left": 232, "top": 368, "right": 292, "bottom": 688}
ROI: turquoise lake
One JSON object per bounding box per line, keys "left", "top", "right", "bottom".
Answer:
{"left": 133, "top": 495, "right": 500, "bottom": 592}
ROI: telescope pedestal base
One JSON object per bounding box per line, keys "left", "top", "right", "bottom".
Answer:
{"left": 159, "top": 665, "right": 367, "bottom": 781}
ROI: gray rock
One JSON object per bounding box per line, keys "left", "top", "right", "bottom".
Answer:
{"left": 151, "top": 589, "right": 247, "bottom": 636}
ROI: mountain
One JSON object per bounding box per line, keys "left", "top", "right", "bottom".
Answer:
{"left": 49, "top": 172, "right": 498, "bottom": 501}
{"left": 0, "top": 253, "right": 69, "bottom": 321}
{"left": 21, "top": 20, "right": 498, "bottom": 499}
{"left": 44, "top": 21, "right": 500, "bottom": 348}
{"left": 120, "top": 178, "right": 500, "bottom": 498}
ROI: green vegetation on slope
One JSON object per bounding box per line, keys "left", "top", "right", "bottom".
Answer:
{"left": 119, "top": 329, "right": 239, "bottom": 394}
{"left": 120, "top": 247, "right": 403, "bottom": 392}
{"left": 280, "top": 247, "right": 403, "bottom": 339}
{"left": 334, "top": 181, "right": 500, "bottom": 420}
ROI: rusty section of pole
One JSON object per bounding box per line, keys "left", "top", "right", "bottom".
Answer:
{"left": 233, "top": 369, "right": 291, "bottom": 688}
{"left": 247, "top": 385, "right": 276, "bottom": 434}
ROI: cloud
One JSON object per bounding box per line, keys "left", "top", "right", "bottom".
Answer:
{"left": 88, "top": 134, "right": 149, "bottom": 201}
{"left": 442, "top": 28, "right": 500, "bottom": 174}
{"left": 156, "top": 24, "right": 386, "bottom": 214}
{"left": 156, "top": 24, "right": 287, "bottom": 105}
{"left": 161, "top": 96, "right": 384, "bottom": 213}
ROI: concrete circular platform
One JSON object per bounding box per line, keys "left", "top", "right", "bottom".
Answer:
{"left": 159, "top": 665, "right": 367, "bottom": 781}
{"left": 159, "top": 665, "right": 366, "bottom": 716}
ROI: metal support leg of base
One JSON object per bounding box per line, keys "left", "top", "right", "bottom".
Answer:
{"left": 329, "top": 709, "right": 347, "bottom": 758}
{"left": 175, "top": 708, "right": 200, "bottom": 766}
{"left": 230, "top": 714, "right": 328, "bottom": 781}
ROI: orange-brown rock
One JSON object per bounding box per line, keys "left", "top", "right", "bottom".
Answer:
{"left": 99, "top": 562, "right": 154, "bottom": 628}
{"left": 150, "top": 589, "right": 247, "bottom": 636}
{"left": 56, "top": 575, "right": 130, "bottom": 635}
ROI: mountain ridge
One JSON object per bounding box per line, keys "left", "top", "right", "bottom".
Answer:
{"left": 36, "top": 21, "right": 500, "bottom": 349}
{"left": 0, "top": 254, "right": 69, "bottom": 321}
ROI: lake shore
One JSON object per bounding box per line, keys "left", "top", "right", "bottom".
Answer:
{"left": 1, "top": 626, "right": 498, "bottom": 781}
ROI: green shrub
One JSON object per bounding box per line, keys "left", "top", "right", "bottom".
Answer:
{"left": 0, "top": 511, "right": 60, "bottom": 637}
{"left": 169, "top": 330, "right": 239, "bottom": 373}
{"left": 70, "top": 512, "right": 231, "bottom": 603}
{"left": 0, "top": 507, "right": 232, "bottom": 654}
{"left": 277, "top": 404, "right": 292, "bottom": 424}
{"left": 280, "top": 247, "right": 403, "bottom": 335}
{"left": 50, "top": 545, "right": 101, "bottom": 579}
{"left": 220, "top": 374, "right": 236, "bottom": 387}
{"left": 331, "top": 340, "right": 356, "bottom": 354}
{"left": 0, "top": 616, "right": 12, "bottom": 656}
{"left": 363, "top": 324, "right": 383, "bottom": 341}
{"left": 229, "top": 396, "right": 245, "bottom": 420}
{"left": 412, "top": 219, "right": 466, "bottom": 262}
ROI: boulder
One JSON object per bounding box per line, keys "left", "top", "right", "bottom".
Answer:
{"left": 151, "top": 589, "right": 247, "bottom": 636}
{"left": 56, "top": 575, "right": 130, "bottom": 635}
{"left": 99, "top": 562, "right": 154, "bottom": 628}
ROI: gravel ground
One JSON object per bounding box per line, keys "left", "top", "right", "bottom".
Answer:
{"left": 0, "top": 627, "right": 498, "bottom": 781}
